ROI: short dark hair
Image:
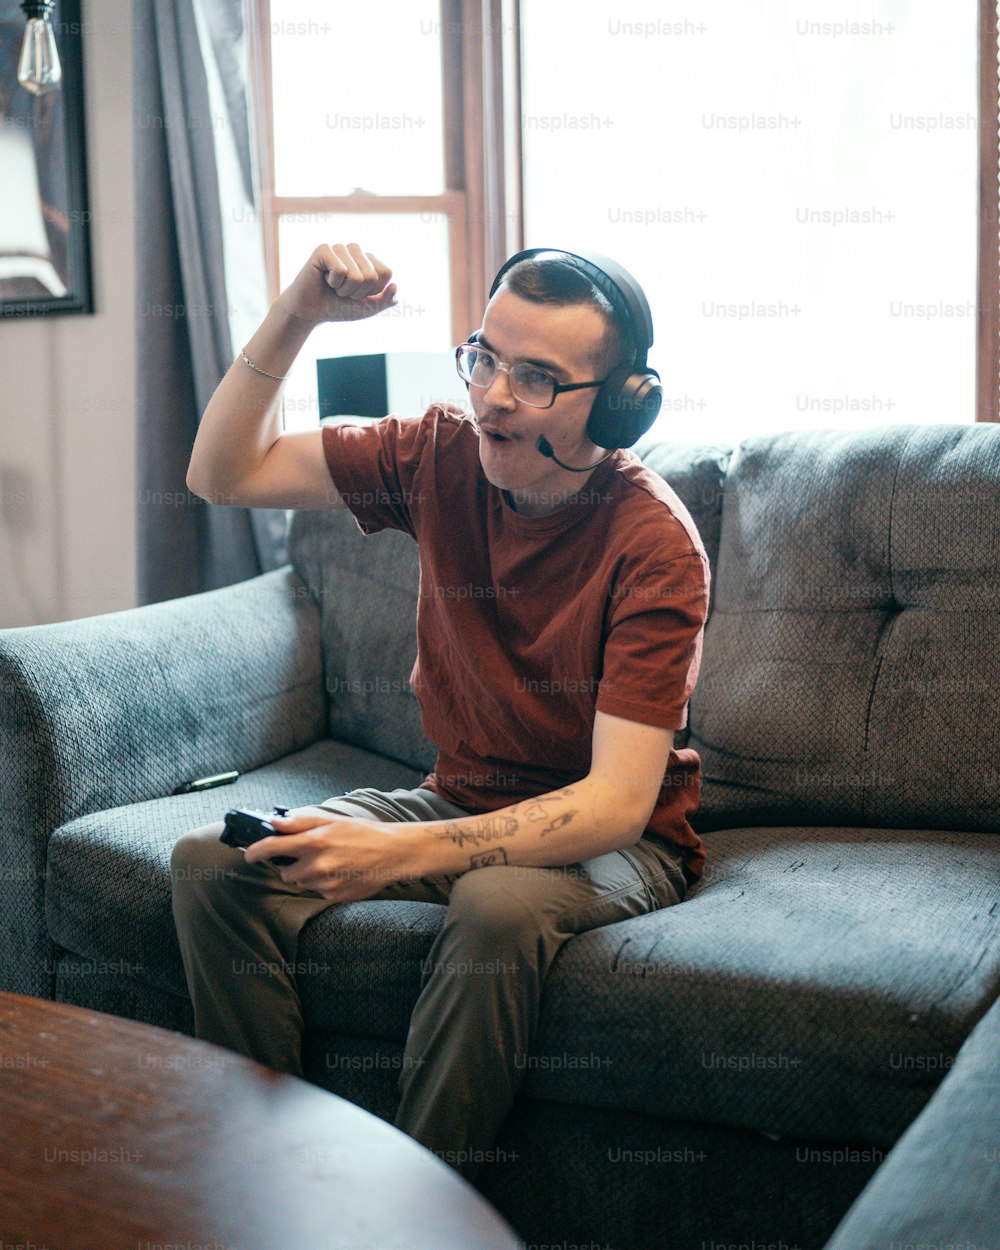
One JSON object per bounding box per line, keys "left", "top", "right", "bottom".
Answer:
{"left": 495, "top": 252, "right": 636, "bottom": 377}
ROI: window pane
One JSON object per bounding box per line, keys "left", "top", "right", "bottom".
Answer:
{"left": 277, "top": 212, "right": 464, "bottom": 430}
{"left": 521, "top": 1, "right": 977, "bottom": 444}
{"left": 269, "top": 0, "right": 445, "bottom": 196}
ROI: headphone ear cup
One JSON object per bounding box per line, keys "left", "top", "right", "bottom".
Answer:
{"left": 586, "top": 366, "right": 663, "bottom": 448}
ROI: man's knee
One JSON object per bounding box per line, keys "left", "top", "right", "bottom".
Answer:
{"left": 443, "top": 865, "right": 559, "bottom": 952}
{"left": 170, "top": 823, "right": 237, "bottom": 897}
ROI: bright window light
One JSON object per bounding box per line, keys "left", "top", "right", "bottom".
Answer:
{"left": 521, "top": 1, "right": 978, "bottom": 444}
{"left": 269, "top": 0, "right": 444, "bottom": 197}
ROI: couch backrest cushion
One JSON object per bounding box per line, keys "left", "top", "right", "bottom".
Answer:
{"left": 289, "top": 508, "right": 436, "bottom": 772}
{"left": 689, "top": 423, "right": 1000, "bottom": 833}
{"left": 288, "top": 437, "right": 733, "bottom": 774}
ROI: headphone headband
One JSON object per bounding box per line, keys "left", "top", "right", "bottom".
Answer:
{"left": 488, "top": 247, "right": 654, "bottom": 366}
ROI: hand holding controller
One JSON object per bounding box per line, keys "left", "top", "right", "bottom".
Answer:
{"left": 220, "top": 807, "right": 297, "bottom": 866}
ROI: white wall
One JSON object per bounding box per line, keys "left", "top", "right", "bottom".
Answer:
{"left": 0, "top": 0, "right": 135, "bottom": 628}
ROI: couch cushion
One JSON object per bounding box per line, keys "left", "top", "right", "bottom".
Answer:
{"left": 288, "top": 508, "right": 436, "bottom": 774}
{"left": 48, "top": 792, "right": 1000, "bottom": 1145}
{"left": 689, "top": 423, "right": 1000, "bottom": 832}
{"left": 821, "top": 992, "right": 1000, "bottom": 1250}
{"left": 45, "top": 738, "right": 425, "bottom": 999}
{"left": 527, "top": 824, "right": 1000, "bottom": 1145}
{"left": 297, "top": 822, "right": 997, "bottom": 1145}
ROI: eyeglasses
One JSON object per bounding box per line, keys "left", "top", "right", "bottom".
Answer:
{"left": 454, "top": 343, "right": 606, "bottom": 409}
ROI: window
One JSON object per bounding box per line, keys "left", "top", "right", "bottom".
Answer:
{"left": 249, "top": 1, "right": 996, "bottom": 441}
{"left": 520, "top": 1, "right": 982, "bottom": 443}
{"left": 248, "top": 0, "right": 522, "bottom": 430}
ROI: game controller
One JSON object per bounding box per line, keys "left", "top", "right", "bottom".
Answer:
{"left": 220, "top": 806, "right": 297, "bottom": 866}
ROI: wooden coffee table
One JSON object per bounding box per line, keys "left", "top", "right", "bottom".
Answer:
{"left": 0, "top": 992, "right": 523, "bottom": 1249}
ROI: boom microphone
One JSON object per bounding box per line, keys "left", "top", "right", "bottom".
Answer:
{"left": 536, "top": 435, "right": 615, "bottom": 473}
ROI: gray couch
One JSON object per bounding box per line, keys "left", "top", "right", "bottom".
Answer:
{"left": 2, "top": 422, "right": 998, "bottom": 1250}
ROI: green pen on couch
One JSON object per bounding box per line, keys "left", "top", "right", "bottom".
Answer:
{"left": 171, "top": 771, "right": 240, "bottom": 795}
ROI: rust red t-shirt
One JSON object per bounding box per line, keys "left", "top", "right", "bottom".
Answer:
{"left": 321, "top": 404, "right": 711, "bottom": 879}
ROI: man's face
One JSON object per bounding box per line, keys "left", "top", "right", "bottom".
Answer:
{"left": 469, "top": 287, "right": 610, "bottom": 515}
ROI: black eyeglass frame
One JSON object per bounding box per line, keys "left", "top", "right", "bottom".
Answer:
{"left": 454, "top": 343, "right": 607, "bottom": 410}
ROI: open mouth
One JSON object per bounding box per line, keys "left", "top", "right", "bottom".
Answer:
{"left": 480, "top": 426, "right": 514, "bottom": 443}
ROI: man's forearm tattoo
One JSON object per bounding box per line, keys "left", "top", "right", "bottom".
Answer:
{"left": 540, "top": 810, "right": 579, "bottom": 836}
{"left": 436, "top": 814, "right": 519, "bottom": 848}
{"left": 469, "top": 848, "right": 508, "bottom": 869}
{"left": 436, "top": 785, "right": 583, "bottom": 855}
{"left": 522, "top": 787, "right": 576, "bottom": 822}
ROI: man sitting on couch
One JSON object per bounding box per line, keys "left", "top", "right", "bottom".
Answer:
{"left": 172, "top": 240, "right": 710, "bottom": 1178}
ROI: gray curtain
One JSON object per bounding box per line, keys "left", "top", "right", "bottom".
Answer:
{"left": 134, "top": 0, "right": 287, "bottom": 604}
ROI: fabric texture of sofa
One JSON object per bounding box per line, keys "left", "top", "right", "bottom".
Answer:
{"left": 2, "top": 421, "right": 998, "bottom": 1250}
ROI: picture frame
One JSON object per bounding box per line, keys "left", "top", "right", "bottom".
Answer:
{"left": 0, "top": 0, "right": 92, "bottom": 318}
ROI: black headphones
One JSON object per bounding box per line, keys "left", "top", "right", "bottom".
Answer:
{"left": 468, "top": 247, "right": 663, "bottom": 449}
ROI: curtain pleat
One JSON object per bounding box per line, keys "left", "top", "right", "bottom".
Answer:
{"left": 134, "top": 0, "right": 286, "bottom": 604}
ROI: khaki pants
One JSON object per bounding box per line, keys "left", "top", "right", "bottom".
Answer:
{"left": 170, "top": 785, "right": 688, "bottom": 1179}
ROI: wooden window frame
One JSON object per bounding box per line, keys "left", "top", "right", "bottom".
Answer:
{"left": 978, "top": 0, "right": 1000, "bottom": 421}
{"left": 246, "top": 0, "right": 522, "bottom": 352}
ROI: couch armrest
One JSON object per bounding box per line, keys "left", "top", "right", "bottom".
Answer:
{"left": 0, "top": 566, "right": 326, "bottom": 995}
{"left": 821, "top": 992, "right": 1000, "bottom": 1250}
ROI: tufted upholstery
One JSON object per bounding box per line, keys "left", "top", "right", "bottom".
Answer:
{"left": 689, "top": 424, "right": 1000, "bottom": 833}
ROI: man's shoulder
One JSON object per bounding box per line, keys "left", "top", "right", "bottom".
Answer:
{"left": 323, "top": 402, "right": 477, "bottom": 471}
{"left": 434, "top": 401, "right": 474, "bottom": 423}
{"left": 607, "top": 451, "right": 708, "bottom": 563}
{"left": 324, "top": 402, "right": 474, "bottom": 440}
{"left": 403, "top": 401, "right": 478, "bottom": 460}
{"left": 420, "top": 401, "right": 476, "bottom": 436}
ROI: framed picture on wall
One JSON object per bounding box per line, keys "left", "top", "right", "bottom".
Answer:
{"left": 0, "top": 0, "right": 92, "bottom": 317}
